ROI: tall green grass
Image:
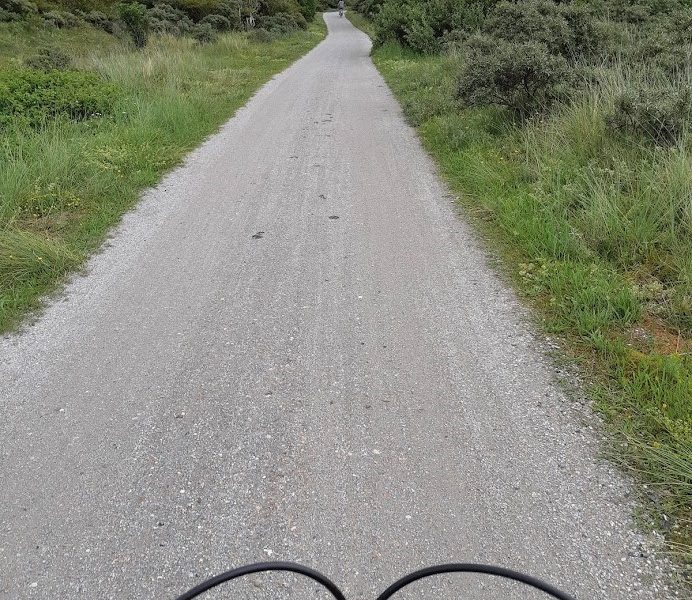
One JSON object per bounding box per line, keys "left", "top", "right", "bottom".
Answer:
{"left": 367, "top": 36, "right": 691, "bottom": 566}
{"left": 0, "top": 21, "right": 326, "bottom": 330}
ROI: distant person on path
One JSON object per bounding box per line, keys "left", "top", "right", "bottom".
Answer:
{"left": 338, "top": 0, "right": 344, "bottom": 16}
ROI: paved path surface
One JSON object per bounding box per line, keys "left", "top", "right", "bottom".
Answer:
{"left": 0, "top": 13, "right": 669, "bottom": 600}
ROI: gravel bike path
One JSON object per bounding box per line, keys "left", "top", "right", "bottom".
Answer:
{"left": 0, "top": 13, "right": 668, "bottom": 599}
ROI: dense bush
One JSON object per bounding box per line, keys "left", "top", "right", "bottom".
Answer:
{"left": 0, "top": 0, "right": 38, "bottom": 17}
{"left": 249, "top": 25, "right": 275, "bottom": 41}
{"left": 0, "top": 67, "right": 119, "bottom": 129}
{"left": 372, "top": 0, "right": 408, "bottom": 46}
{"left": 370, "top": 0, "right": 691, "bottom": 63}
{"left": 608, "top": 0, "right": 653, "bottom": 24}
{"left": 119, "top": 2, "right": 150, "bottom": 47}
{"left": 297, "top": 0, "right": 315, "bottom": 21}
{"left": 0, "top": 0, "right": 37, "bottom": 20}
{"left": 484, "top": 0, "right": 572, "bottom": 55}
{"left": 200, "top": 12, "right": 230, "bottom": 28}
{"left": 634, "top": 9, "right": 692, "bottom": 74}
{"left": 258, "top": 9, "right": 305, "bottom": 33}
{"left": 23, "top": 47, "right": 73, "bottom": 71}
{"left": 192, "top": 19, "right": 217, "bottom": 41}
{"left": 43, "top": 9, "right": 80, "bottom": 27}
{"left": 489, "top": 1, "right": 602, "bottom": 60}
{"left": 457, "top": 34, "right": 572, "bottom": 117}
{"left": 147, "top": 2, "right": 194, "bottom": 34}
{"left": 0, "top": 0, "right": 311, "bottom": 34}
{"left": 84, "top": 9, "right": 116, "bottom": 32}
{"left": 348, "top": 0, "right": 385, "bottom": 17}
{"left": 401, "top": 1, "right": 443, "bottom": 53}
{"left": 607, "top": 85, "right": 691, "bottom": 145}
{"left": 558, "top": 3, "right": 601, "bottom": 58}
{"left": 167, "top": 0, "right": 231, "bottom": 20}
{"left": 259, "top": 0, "right": 303, "bottom": 18}
{"left": 372, "top": 0, "right": 502, "bottom": 53}
{"left": 215, "top": 0, "right": 244, "bottom": 28}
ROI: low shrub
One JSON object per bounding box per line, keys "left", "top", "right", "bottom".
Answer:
{"left": 374, "top": 0, "right": 485, "bottom": 53}
{"left": 589, "top": 17, "right": 631, "bottom": 58}
{"left": 84, "top": 10, "right": 116, "bottom": 33}
{"left": 260, "top": 0, "right": 304, "bottom": 18}
{"left": 259, "top": 10, "right": 305, "bottom": 34}
{"left": 558, "top": 3, "right": 602, "bottom": 59}
{"left": 457, "top": 34, "right": 572, "bottom": 118}
{"left": 297, "top": 0, "right": 315, "bottom": 21}
{"left": 403, "top": 2, "right": 442, "bottom": 54}
{"left": 0, "top": 0, "right": 37, "bottom": 18}
{"left": 349, "top": 0, "right": 385, "bottom": 18}
{"left": 168, "top": 0, "right": 226, "bottom": 21}
{"left": 200, "top": 12, "right": 230, "bottom": 29}
{"left": 215, "top": 0, "right": 244, "bottom": 29}
{"left": 442, "top": 28, "right": 469, "bottom": 54}
{"left": 192, "top": 20, "right": 217, "bottom": 42}
{"left": 148, "top": 2, "right": 194, "bottom": 35}
{"left": 607, "top": 85, "right": 691, "bottom": 146}
{"left": 249, "top": 26, "right": 275, "bottom": 42}
{"left": 23, "top": 47, "right": 73, "bottom": 71}
{"left": 634, "top": 9, "right": 692, "bottom": 74}
{"left": 43, "top": 10, "right": 80, "bottom": 28}
{"left": 484, "top": 0, "right": 572, "bottom": 57}
{"left": 0, "top": 8, "right": 18, "bottom": 20}
{"left": 119, "top": 2, "right": 150, "bottom": 48}
{"left": 609, "top": 0, "right": 652, "bottom": 24}
{"left": 0, "top": 67, "right": 119, "bottom": 129}
{"left": 373, "top": 0, "right": 408, "bottom": 47}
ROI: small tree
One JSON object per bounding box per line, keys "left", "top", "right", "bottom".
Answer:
{"left": 119, "top": 2, "right": 150, "bottom": 49}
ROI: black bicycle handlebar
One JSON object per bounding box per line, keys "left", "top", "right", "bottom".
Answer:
{"left": 175, "top": 561, "right": 577, "bottom": 599}
{"left": 175, "top": 561, "right": 346, "bottom": 600}
{"left": 377, "top": 563, "right": 576, "bottom": 600}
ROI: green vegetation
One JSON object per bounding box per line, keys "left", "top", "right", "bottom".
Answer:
{"left": 0, "top": 12, "right": 326, "bottom": 330}
{"left": 0, "top": 67, "right": 119, "bottom": 127}
{"left": 349, "top": 0, "right": 691, "bottom": 571}
{"left": 118, "top": 2, "right": 150, "bottom": 47}
{"left": 0, "top": 0, "right": 320, "bottom": 46}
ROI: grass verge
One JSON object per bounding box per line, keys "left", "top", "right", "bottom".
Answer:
{"left": 0, "top": 19, "right": 326, "bottom": 331}
{"left": 350, "top": 15, "right": 691, "bottom": 573}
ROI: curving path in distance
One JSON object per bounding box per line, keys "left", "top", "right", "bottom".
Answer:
{"left": 0, "top": 13, "right": 669, "bottom": 599}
